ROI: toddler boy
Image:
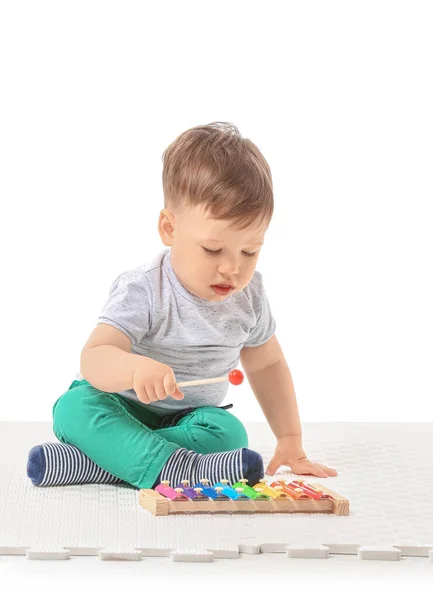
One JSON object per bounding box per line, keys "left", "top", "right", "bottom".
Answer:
{"left": 27, "top": 122, "right": 336, "bottom": 489}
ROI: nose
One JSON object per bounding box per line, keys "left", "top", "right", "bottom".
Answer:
{"left": 218, "top": 262, "right": 240, "bottom": 277}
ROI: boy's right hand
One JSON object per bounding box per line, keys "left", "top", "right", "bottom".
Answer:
{"left": 132, "top": 358, "right": 185, "bottom": 404}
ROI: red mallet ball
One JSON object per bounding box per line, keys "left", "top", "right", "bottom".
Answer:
{"left": 228, "top": 369, "right": 244, "bottom": 386}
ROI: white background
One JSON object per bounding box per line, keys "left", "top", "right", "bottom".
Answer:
{"left": 1, "top": 0, "right": 432, "bottom": 424}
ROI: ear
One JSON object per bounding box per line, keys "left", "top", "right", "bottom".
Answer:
{"left": 158, "top": 209, "right": 175, "bottom": 246}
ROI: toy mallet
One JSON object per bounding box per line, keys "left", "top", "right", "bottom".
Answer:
{"left": 177, "top": 369, "right": 244, "bottom": 388}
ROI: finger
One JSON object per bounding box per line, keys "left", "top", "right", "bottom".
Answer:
{"left": 154, "top": 382, "right": 168, "bottom": 401}
{"left": 163, "top": 372, "right": 177, "bottom": 397}
{"left": 265, "top": 456, "right": 282, "bottom": 476}
{"left": 313, "top": 463, "right": 338, "bottom": 476}
{"left": 291, "top": 461, "right": 329, "bottom": 478}
{"left": 144, "top": 384, "right": 158, "bottom": 403}
{"left": 298, "top": 460, "right": 337, "bottom": 477}
{"left": 171, "top": 386, "right": 184, "bottom": 400}
{"left": 136, "top": 388, "right": 151, "bottom": 404}
{"left": 163, "top": 373, "right": 184, "bottom": 400}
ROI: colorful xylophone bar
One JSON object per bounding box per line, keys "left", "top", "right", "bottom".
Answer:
{"left": 139, "top": 478, "right": 350, "bottom": 516}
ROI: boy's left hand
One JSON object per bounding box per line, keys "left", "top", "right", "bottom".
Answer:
{"left": 265, "top": 435, "right": 338, "bottom": 478}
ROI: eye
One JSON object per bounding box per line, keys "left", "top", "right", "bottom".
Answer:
{"left": 202, "top": 247, "right": 258, "bottom": 258}
{"left": 202, "top": 247, "right": 221, "bottom": 255}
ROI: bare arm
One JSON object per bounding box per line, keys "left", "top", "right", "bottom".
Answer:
{"left": 80, "top": 323, "right": 153, "bottom": 393}
{"left": 241, "top": 334, "right": 338, "bottom": 478}
{"left": 240, "top": 334, "right": 302, "bottom": 439}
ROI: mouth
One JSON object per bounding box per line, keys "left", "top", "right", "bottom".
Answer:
{"left": 211, "top": 283, "right": 234, "bottom": 296}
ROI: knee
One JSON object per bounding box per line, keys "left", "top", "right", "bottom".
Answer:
{"left": 222, "top": 414, "right": 248, "bottom": 449}
{"left": 185, "top": 408, "right": 249, "bottom": 453}
{"left": 52, "top": 383, "right": 112, "bottom": 443}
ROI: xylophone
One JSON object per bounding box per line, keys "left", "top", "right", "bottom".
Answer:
{"left": 139, "top": 477, "right": 350, "bottom": 516}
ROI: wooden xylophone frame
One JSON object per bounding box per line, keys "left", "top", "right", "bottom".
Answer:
{"left": 139, "top": 484, "right": 350, "bottom": 516}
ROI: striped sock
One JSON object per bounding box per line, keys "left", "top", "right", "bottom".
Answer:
{"left": 27, "top": 443, "right": 264, "bottom": 489}
{"left": 27, "top": 443, "right": 123, "bottom": 486}
{"left": 153, "top": 447, "right": 264, "bottom": 488}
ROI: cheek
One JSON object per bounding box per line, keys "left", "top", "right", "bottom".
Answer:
{"left": 242, "top": 260, "right": 258, "bottom": 279}
{"left": 195, "top": 256, "right": 212, "bottom": 276}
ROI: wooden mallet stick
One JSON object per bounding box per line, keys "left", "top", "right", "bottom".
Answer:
{"left": 177, "top": 369, "right": 244, "bottom": 388}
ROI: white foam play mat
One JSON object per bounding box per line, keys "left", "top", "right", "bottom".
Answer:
{"left": 0, "top": 422, "right": 432, "bottom": 563}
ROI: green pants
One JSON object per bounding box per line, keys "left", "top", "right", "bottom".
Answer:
{"left": 52, "top": 378, "right": 248, "bottom": 489}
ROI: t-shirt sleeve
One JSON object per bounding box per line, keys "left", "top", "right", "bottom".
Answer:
{"left": 97, "top": 271, "right": 151, "bottom": 346}
{"left": 243, "top": 273, "right": 276, "bottom": 347}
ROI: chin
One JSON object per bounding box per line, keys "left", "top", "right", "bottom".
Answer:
{"left": 211, "top": 289, "right": 236, "bottom": 301}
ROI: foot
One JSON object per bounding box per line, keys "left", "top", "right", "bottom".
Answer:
{"left": 27, "top": 443, "right": 122, "bottom": 486}
{"left": 153, "top": 447, "right": 264, "bottom": 488}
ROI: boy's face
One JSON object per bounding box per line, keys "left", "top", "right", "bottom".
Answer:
{"left": 159, "top": 203, "right": 268, "bottom": 302}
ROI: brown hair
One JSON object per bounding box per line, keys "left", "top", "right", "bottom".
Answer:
{"left": 161, "top": 122, "right": 273, "bottom": 229}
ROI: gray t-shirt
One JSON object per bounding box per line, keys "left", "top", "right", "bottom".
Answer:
{"left": 94, "top": 248, "right": 276, "bottom": 416}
